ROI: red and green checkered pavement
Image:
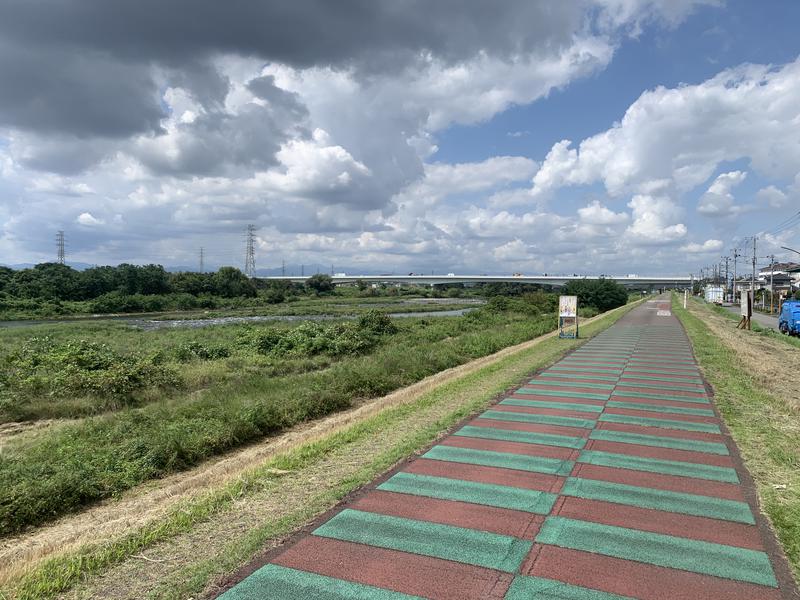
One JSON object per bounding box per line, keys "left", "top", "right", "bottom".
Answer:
{"left": 218, "top": 301, "right": 796, "bottom": 600}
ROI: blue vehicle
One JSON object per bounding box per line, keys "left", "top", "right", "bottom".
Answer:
{"left": 779, "top": 299, "right": 800, "bottom": 336}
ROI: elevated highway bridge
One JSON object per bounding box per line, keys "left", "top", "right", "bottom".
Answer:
{"left": 260, "top": 274, "right": 693, "bottom": 288}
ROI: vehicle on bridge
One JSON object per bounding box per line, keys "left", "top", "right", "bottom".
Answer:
{"left": 779, "top": 299, "right": 800, "bottom": 336}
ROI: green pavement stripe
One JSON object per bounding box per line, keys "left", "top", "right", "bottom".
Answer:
{"left": 517, "top": 388, "right": 610, "bottom": 401}
{"left": 616, "top": 381, "right": 706, "bottom": 393}
{"left": 526, "top": 379, "right": 615, "bottom": 391}
{"left": 562, "top": 477, "right": 754, "bottom": 524}
{"left": 570, "top": 356, "right": 630, "bottom": 361}
{"left": 541, "top": 372, "right": 619, "bottom": 382}
{"left": 564, "top": 354, "right": 629, "bottom": 360}
{"left": 483, "top": 409, "right": 596, "bottom": 429}
{"left": 577, "top": 450, "right": 739, "bottom": 483}
{"left": 589, "top": 429, "right": 728, "bottom": 455}
{"left": 558, "top": 361, "right": 626, "bottom": 368}
{"left": 620, "top": 374, "right": 704, "bottom": 384}
{"left": 219, "top": 564, "right": 423, "bottom": 600}
{"left": 423, "top": 444, "right": 574, "bottom": 475}
{"left": 582, "top": 344, "right": 635, "bottom": 348}
{"left": 501, "top": 398, "right": 603, "bottom": 413}
{"left": 606, "top": 401, "right": 715, "bottom": 417}
{"left": 456, "top": 425, "right": 585, "bottom": 449}
{"left": 549, "top": 366, "right": 623, "bottom": 375}
{"left": 599, "top": 413, "right": 721, "bottom": 434}
{"left": 506, "top": 576, "right": 633, "bottom": 600}
{"left": 314, "top": 509, "right": 533, "bottom": 573}
{"left": 611, "top": 390, "right": 709, "bottom": 405}
{"left": 536, "top": 517, "right": 775, "bottom": 587}
{"left": 629, "top": 360, "right": 695, "bottom": 366}
{"left": 624, "top": 370, "right": 701, "bottom": 378}
{"left": 378, "top": 472, "right": 558, "bottom": 514}
{"left": 562, "top": 358, "right": 627, "bottom": 365}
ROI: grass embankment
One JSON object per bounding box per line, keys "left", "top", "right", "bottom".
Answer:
{"left": 4, "top": 299, "right": 640, "bottom": 600}
{"left": 673, "top": 295, "right": 800, "bottom": 579}
{"left": 703, "top": 300, "right": 800, "bottom": 350}
{"left": 0, "top": 308, "right": 562, "bottom": 535}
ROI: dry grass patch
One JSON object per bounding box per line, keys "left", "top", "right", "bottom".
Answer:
{"left": 676, "top": 296, "right": 800, "bottom": 580}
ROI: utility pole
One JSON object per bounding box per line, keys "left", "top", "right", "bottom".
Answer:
{"left": 199, "top": 247, "right": 205, "bottom": 273}
{"left": 244, "top": 224, "right": 256, "bottom": 277}
{"left": 769, "top": 254, "right": 775, "bottom": 314}
{"left": 751, "top": 236, "right": 757, "bottom": 307}
{"left": 56, "top": 230, "right": 65, "bottom": 265}
{"left": 732, "top": 248, "right": 740, "bottom": 303}
{"left": 723, "top": 256, "right": 730, "bottom": 298}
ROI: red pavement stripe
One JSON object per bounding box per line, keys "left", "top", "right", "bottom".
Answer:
{"left": 603, "top": 406, "right": 718, "bottom": 424}
{"left": 587, "top": 440, "right": 734, "bottom": 467}
{"left": 491, "top": 404, "right": 600, "bottom": 420}
{"left": 472, "top": 418, "right": 590, "bottom": 438}
{"left": 539, "top": 377, "right": 620, "bottom": 386}
{"left": 350, "top": 490, "right": 543, "bottom": 540}
{"left": 405, "top": 458, "right": 564, "bottom": 493}
{"left": 519, "top": 384, "right": 610, "bottom": 395}
{"left": 524, "top": 545, "right": 780, "bottom": 600}
{"left": 553, "top": 496, "right": 763, "bottom": 550}
{"left": 614, "top": 386, "right": 707, "bottom": 399}
{"left": 570, "top": 463, "right": 744, "bottom": 501}
{"left": 595, "top": 421, "right": 724, "bottom": 442}
{"left": 511, "top": 393, "right": 606, "bottom": 407}
{"left": 608, "top": 396, "right": 715, "bottom": 411}
{"left": 441, "top": 435, "right": 578, "bottom": 461}
{"left": 273, "top": 535, "right": 513, "bottom": 600}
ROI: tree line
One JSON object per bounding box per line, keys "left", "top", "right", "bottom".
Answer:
{"left": 0, "top": 263, "right": 262, "bottom": 301}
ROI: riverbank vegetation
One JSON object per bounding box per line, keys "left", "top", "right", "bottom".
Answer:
{"left": 0, "top": 278, "right": 630, "bottom": 536}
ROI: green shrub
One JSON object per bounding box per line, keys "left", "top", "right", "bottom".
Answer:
{"left": 1, "top": 337, "right": 180, "bottom": 408}
{"left": 357, "top": 310, "right": 398, "bottom": 335}
{"left": 242, "top": 321, "right": 379, "bottom": 359}
{"left": 174, "top": 342, "right": 231, "bottom": 362}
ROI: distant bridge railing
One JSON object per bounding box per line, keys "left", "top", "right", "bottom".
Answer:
{"left": 258, "top": 274, "right": 693, "bottom": 288}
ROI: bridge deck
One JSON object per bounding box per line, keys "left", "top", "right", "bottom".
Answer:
{"left": 218, "top": 299, "right": 795, "bottom": 600}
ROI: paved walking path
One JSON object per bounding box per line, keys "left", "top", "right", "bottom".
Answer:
{"left": 219, "top": 299, "right": 796, "bottom": 600}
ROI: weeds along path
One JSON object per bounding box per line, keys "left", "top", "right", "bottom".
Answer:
{"left": 677, "top": 297, "right": 800, "bottom": 581}
{"left": 2, "top": 303, "right": 640, "bottom": 599}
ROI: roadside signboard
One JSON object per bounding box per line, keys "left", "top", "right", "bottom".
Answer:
{"left": 559, "top": 296, "right": 577, "bottom": 317}
{"left": 737, "top": 290, "right": 752, "bottom": 330}
{"left": 559, "top": 295, "right": 578, "bottom": 338}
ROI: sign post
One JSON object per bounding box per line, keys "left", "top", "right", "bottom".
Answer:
{"left": 559, "top": 295, "right": 578, "bottom": 339}
{"left": 737, "top": 290, "right": 752, "bottom": 330}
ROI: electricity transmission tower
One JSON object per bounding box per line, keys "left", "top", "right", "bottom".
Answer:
{"left": 244, "top": 225, "right": 257, "bottom": 277}
{"left": 56, "top": 231, "right": 65, "bottom": 264}
{"left": 199, "top": 247, "right": 205, "bottom": 273}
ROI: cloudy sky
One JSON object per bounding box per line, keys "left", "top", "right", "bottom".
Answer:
{"left": 1, "top": 0, "right": 799, "bottom": 275}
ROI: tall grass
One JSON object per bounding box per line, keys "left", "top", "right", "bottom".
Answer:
{"left": 0, "top": 309, "right": 555, "bottom": 535}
